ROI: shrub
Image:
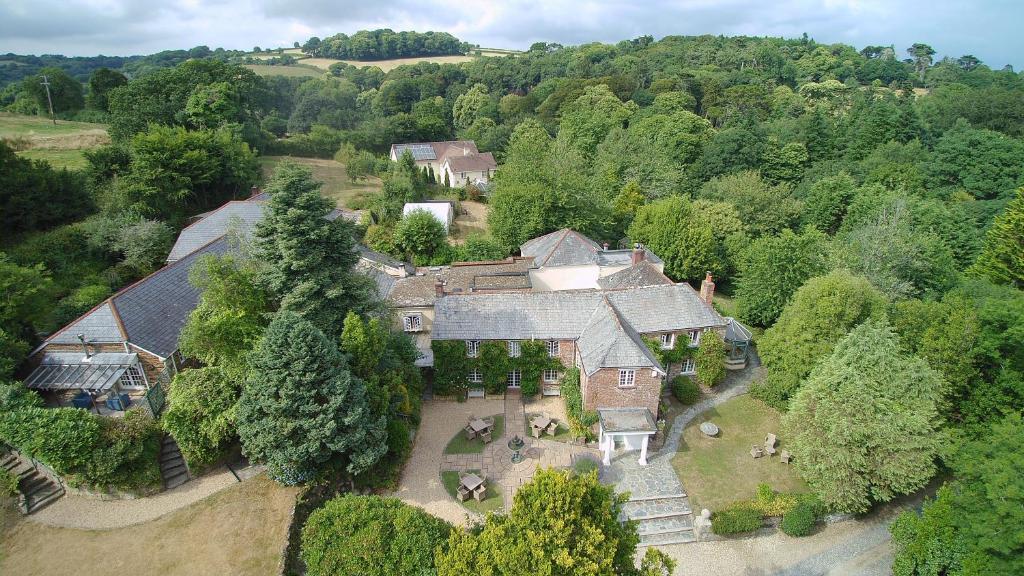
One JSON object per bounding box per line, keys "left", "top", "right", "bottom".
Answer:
{"left": 301, "top": 494, "right": 452, "bottom": 576}
{"left": 561, "top": 368, "right": 599, "bottom": 439}
{"left": 752, "top": 483, "right": 799, "bottom": 517}
{"left": 81, "top": 409, "right": 162, "bottom": 491}
{"left": 670, "top": 376, "right": 700, "bottom": 404}
{"left": 781, "top": 499, "right": 819, "bottom": 537}
{"left": 162, "top": 367, "right": 240, "bottom": 469}
{"left": 0, "top": 407, "right": 100, "bottom": 475}
{"left": 0, "top": 467, "right": 18, "bottom": 497}
{"left": 711, "top": 502, "right": 764, "bottom": 535}
{"left": 695, "top": 330, "right": 727, "bottom": 386}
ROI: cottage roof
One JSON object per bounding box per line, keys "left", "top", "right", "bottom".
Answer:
{"left": 598, "top": 408, "right": 657, "bottom": 434}
{"left": 47, "top": 302, "right": 126, "bottom": 346}
{"left": 389, "top": 274, "right": 440, "bottom": 307}
{"left": 357, "top": 245, "right": 415, "bottom": 275}
{"left": 605, "top": 284, "right": 723, "bottom": 333}
{"left": 519, "top": 229, "right": 662, "bottom": 268}
{"left": 597, "top": 261, "right": 674, "bottom": 290}
{"left": 443, "top": 152, "right": 496, "bottom": 173}
{"left": 356, "top": 262, "right": 397, "bottom": 300}
{"left": 391, "top": 140, "right": 478, "bottom": 162}
{"left": 388, "top": 258, "right": 534, "bottom": 306}
{"left": 166, "top": 201, "right": 265, "bottom": 263}
{"left": 577, "top": 296, "right": 662, "bottom": 375}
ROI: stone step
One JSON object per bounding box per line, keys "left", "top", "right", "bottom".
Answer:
{"left": 161, "top": 461, "right": 187, "bottom": 477}
{"left": 26, "top": 486, "right": 64, "bottom": 514}
{"left": 627, "top": 491, "right": 686, "bottom": 502}
{"left": 620, "top": 497, "right": 692, "bottom": 521}
{"left": 635, "top": 513, "right": 694, "bottom": 536}
{"left": 638, "top": 528, "right": 697, "bottom": 547}
{"left": 159, "top": 450, "right": 184, "bottom": 464}
{"left": 164, "top": 471, "right": 190, "bottom": 490}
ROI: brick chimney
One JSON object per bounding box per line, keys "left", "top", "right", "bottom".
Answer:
{"left": 631, "top": 243, "right": 645, "bottom": 265}
{"left": 700, "top": 272, "right": 715, "bottom": 306}
{"left": 250, "top": 185, "right": 261, "bottom": 198}
{"left": 434, "top": 279, "right": 445, "bottom": 298}
{"left": 602, "top": 242, "right": 609, "bottom": 251}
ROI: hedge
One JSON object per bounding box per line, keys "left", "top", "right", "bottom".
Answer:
{"left": 0, "top": 467, "right": 18, "bottom": 497}
{"left": 711, "top": 502, "right": 764, "bottom": 535}
{"left": 781, "top": 500, "right": 818, "bottom": 537}
{"left": 670, "top": 376, "right": 700, "bottom": 405}
{"left": 561, "top": 367, "right": 598, "bottom": 439}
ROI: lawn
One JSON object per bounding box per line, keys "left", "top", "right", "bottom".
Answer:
{"left": 449, "top": 200, "right": 490, "bottom": 243}
{"left": 443, "top": 415, "right": 504, "bottom": 455}
{"left": 16, "top": 148, "right": 90, "bottom": 170}
{"left": 301, "top": 54, "right": 478, "bottom": 72}
{"left": 0, "top": 112, "right": 108, "bottom": 139}
{"left": 0, "top": 474, "right": 298, "bottom": 576}
{"left": 671, "top": 394, "right": 808, "bottom": 512}
{"left": 260, "top": 155, "right": 381, "bottom": 209}
{"left": 440, "top": 470, "right": 504, "bottom": 515}
{"left": 243, "top": 64, "right": 323, "bottom": 78}
{"left": 523, "top": 413, "right": 572, "bottom": 443}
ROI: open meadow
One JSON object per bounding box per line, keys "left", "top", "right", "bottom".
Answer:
{"left": 260, "top": 155, "right": 382, "bottom": 209}
{"left": 0, "top": 112, "right": 109, "bottom": 170}
{"left": 243, "top": 64, "right": 323, "bottom": 78}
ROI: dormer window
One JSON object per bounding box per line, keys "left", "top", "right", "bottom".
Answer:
{"left": 660, "top": 333, "right": 675, "bottom": 350}
{"left": 403, "top": 314, "right": 422, "bottom": 332}
{"left": 467, "top": 340, "right": 480, "bottom": 358}
{"left": 508, "top": 340, "right": 521, "bottom": 358}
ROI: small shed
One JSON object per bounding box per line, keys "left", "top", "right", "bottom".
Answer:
{"left": 402, "top": 202, "right": 454, "bottom": 233}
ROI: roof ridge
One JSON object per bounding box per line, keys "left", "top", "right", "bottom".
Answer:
{"left": 603, "top": 296, "right": 665, "bottom": 373}
{"left": 539, "top": 229, "right": 572, "bottom": 268}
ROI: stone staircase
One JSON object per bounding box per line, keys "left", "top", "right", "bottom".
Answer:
{"left": 1, "top": 451, "right": 64, "bottom": 514}
{"left": 159, "top": 435, "right": 190, "bottom": 490}
{"left": 622, "top": 493, "right": 696, "bottom": 546}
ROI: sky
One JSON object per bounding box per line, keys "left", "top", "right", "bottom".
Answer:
{"left": 1, "top": 0, "right": 1021, "bottom": 70}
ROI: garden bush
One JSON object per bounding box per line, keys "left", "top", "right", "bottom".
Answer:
{"left": 561, "top": 368, "right": 598, "bottom": 439}
{"left": 81, "top": 408, "right": 162, "bottom": 491}
{"left": 0, "top": 467, "right": 19, "bottom": 497}
{"left": 670, "top": 375, "right": 700, "bottom": 405}
{"left": 752, "top": 483, "right": 799, "bottom": 517}
{"left": 781, "top": 499, "right": 819, "bottom": 537}
{"left": 711, "top": 502, "right": 764, "bottom": 535}
{"left": 302, "top": 494, "right": 452, "bottom": 576}
{"left": 162, "top": 367, "right": 240, "bottom": 469}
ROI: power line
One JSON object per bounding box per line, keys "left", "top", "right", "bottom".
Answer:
{"left": 40, "top": 74, "right": 56, "bottom": 125}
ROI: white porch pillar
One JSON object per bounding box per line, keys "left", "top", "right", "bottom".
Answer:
{"left": 602, "top": 434, "right": 612, "bottom": 465}
{"left": 638, "top": 434, "right": 649, "bottom": 466}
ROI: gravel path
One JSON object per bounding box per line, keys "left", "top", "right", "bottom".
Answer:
{"left": 27, "top": 466, "right": 242, "bottom": 530}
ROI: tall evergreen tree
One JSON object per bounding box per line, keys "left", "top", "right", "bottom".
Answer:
{"left": 237, "top": 312, "right": 385, "bottom": 484}
{"left": 969, "top": 188, "right": 1024, "bottom": 289}
{"left": 254, "top": 162, "right": 376, "bottom": 336}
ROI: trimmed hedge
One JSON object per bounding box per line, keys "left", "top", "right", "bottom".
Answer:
{"left": 781, "top": 499, "right": 819, "bottom": 537}
{"left": 711, "top": 502, "right": 764, "bottom": 535}
{"left": 670, "top": 376, "right": 700, "bottom": 405}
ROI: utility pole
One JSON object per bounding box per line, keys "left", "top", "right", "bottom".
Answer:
{"left": 40, "top": 75, "right": 56, "bottom": 125}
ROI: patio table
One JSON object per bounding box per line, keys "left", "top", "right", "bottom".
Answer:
{"left": 460, "top": 473, "right": 484, "bottom": 492}
{"left": 469, "top": 419, "right": 490, "bottom": 433}
{"left": 530, "top": 415, "right": 551, "bottom": 431}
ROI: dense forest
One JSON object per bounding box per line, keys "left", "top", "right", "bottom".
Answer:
{"left": 2, "top": 32, "right": 1023, "bottom": 573}
{"left": 301, "top": 29, "right": 473, "bottom": 60}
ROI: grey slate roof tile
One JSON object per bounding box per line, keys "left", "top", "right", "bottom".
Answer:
{"left": 166, "top": 202, "right": 266, "bottom": 262}
{"left": 597, "top": 261, "right": 674, "bottom": 289}
{"left": 577, "top": 296, "right": 662, "bottom": 375}
{"left": 47, "top": 302, "right": 125, "bottom": 345}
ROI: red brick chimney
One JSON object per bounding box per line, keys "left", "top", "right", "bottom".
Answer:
{"left": 250, "top": 185, "right": 261, "bottom": 198}
{"left": 700, "top": 272, "right": 715, "bottom": 306}
{"left": 434, "top": 279, "right": 445, "bottom": 298}
{"left": 631, "top": 243, "right": 645, "bottom": 265}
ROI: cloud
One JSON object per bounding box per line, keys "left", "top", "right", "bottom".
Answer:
{"left": 0, "top": 0, "right": 1019, "bottom": 68}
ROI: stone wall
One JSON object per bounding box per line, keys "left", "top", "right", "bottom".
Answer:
{"left": 582, "top": 367, "right": 661, "bottom": 419}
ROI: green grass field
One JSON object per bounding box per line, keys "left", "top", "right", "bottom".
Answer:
{"left": 16, "top": 148, "right": 90, "bottom": 170}
{"left": 1, "top": 112, "right": 109, "bottom": 170}
{"left": 259, "top": 156, "right": 382, "bottom": 209}
{"left": 440, "top": 470, "right": 504, "bottom": 515}
{"left": 671, "top": 394, "right": 808, "bottom": 512}
{"left": 443, "top": 415, "right": 505, "bottom": 455}
{"left": 243, "top": 64, "right": 323, "bottom": 78}
{"left": 0, "top": 112, "right": 108, "bottom": 138}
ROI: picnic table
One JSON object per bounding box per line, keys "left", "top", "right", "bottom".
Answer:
{"left": 460, "top": 472, "right": 484, "bottom": 492}
{"left": 469, "top": 419, "right": 491, "bottom": 433}
{"left": 530, "top": 415, "right": 551, "bottom": 431}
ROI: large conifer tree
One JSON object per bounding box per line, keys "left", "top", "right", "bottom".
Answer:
{"left": 970, "top": 187, "right": 1024, "bottom": 289}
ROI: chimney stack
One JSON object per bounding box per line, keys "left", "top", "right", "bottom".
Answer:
{"left": 700, "top": 272, "right": 715, "bottom": 306}
{"left": 631, "top": 243, "right": 645, "bottom": 265}
{"left": 602, "top": 242, "right": 609, "bottom": 251}
{"left": 250, "top": 185, "right": 261, "bottom": 198}
{"left": 434, "top": 279, "right": 445, "bottom": 298}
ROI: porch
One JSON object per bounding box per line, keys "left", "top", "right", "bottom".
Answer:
{"left": 598, "top": 407, "right": 657, "bottom": 466}
{"left": 24, "top": 352, "right": 150, "bottom": 416}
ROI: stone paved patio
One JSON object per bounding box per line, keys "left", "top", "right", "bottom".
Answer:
{"left": 395, "top": 390, "right": 599, "bottom": 525}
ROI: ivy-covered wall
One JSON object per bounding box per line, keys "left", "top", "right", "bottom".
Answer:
{"left": 430, "top": 339, "right": 564, "bottom": 398}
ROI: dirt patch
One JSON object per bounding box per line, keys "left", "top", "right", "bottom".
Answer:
{"left": 0, "top": 475, "right": 298, "bottom": 576}
{"left": 450, "top": 200, "right": 489, "bottom": 243}
{"left": 260, "top": 156, "right": 381, "bottom": 209}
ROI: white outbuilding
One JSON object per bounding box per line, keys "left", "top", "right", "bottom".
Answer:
{"left": 402, "top": 201, "right": 455, "bottom": 233}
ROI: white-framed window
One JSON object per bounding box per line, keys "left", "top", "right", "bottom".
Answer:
{"left": 618, "top": 369, "right": 636, "bottom": 388}
{"left": 121, "top": 365, "right": 146, "bottom": 388}
{"left": 660, "top": 333, "right": 675, "bottom": 350}
{"left": 543, "top": 369, "right": 559, "bottom": 382}
{"left": 688, "top": 329, "right": 702, "bottom": 347}
{"left": 507, "top": 370, "right": 522, "bottom": 387}
{"left": 681, "top": 358, "right": 696, "bottom": 374}
{"left": 468, "top": 369, "right": 483, "bottom": 383}
{"left": 402, "top": 314, "right": 422, "bottom": 332}
{"left": 508, "top": 340, "right": 521, "bottom": 358}
{"left": 466, "top": 340, "right": 480, "bottom": 358}
{"left": 546, "top": 340, "right": 560, "bottom": 358}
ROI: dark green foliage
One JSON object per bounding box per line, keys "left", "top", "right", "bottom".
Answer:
{"left": 736, "top": 228, "right": 829, "bottom": 326}
{"left": 628, "top": 196, "right": 719, "bottom": 282}
{"left": 86, "top": 67, "right": 127, "bottom": 112}
{"left": 711, "top": 502, "right": 764, "bottom": 535}
{"left": 254, "top": 162, "right": 377, "bottom": 337}
{"left": 561, "top": 367, "right": 599, "bottom": 438}
{"left": 431, "top": 340, "right": 469, "bottom": 398}
{"left": 0, "top": 467, "right": 18, "bottom": 497}
{"left": 162, "top": 367, "right": 240, "bottom": 469}
{"left": 670, "top": 376, "right": 700, "bottom": 405}
{"left": 302, "top": 494, "right": 453, "bottom": 576}
{"left": 394, "top": 208, "right": 447, "bottom": 261}
{"left": 969, "top": 188, "right": 1024, "bottom": 289}
{"left": 237, "top": 312, "right": 385, "bottom": 483}
{"left": 780, "top": 500, "right": 819, "bottom": 537}
{"left": 0, "top": 141, "right": 93, "bottom": 234}
{"left": 305, "top": 29, "right": 470, "bottom": 60}
{"left": 22, "top": 67, "right": 83, "bottom": 113}
{"left": 924, "top": 120, "right": 1024, "bottom": 200}
{"left": 890, "top": 486, "right": 965, "bottom": 576}
{"left": 694, "top": 330, "right": 726, "bottom": 387}
{"left": 81, "top": 409, "right": 162, "bottom": 491}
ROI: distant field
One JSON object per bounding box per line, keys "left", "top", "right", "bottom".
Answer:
{"left": 249, "top": 47, "right": 518, "bottom": 73}
{"left": 260, "top": 155, "right": 381, "bottom": 209}
{"left": 243, "top": 64, "right": 323, "bottom": 78}
{"left": 0, "top": 112, "right": 109, "bottom": 170}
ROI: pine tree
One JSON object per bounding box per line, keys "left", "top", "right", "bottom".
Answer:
{"left": 970, "top": 188, "right": 1024, "bottom": 289}
{"left": 253, "top": 162, "right": 376, "bottom": 336}
{"left": 237, "top": 312, "right": 385, "bottom": 483}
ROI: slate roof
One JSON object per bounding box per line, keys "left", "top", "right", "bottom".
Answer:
{"left": 389, "top": 274, "right": 440, "bottom": 307}
{"left": 356, "top": 261, "right": 397, "bottom": 300}
{"left": 598, "top": 408, "right": 657, "bottom": 434}
{"left": 166, "top": 201, "right": 265, "bottom": 262}
{"left": 47, "top": 302, "right": 125, "bottom": 345}
{"left": 576, "top": 296, "right": 662, "bottom": 375}
{"left": 113, "top": 238, "right": 230, "bottom": 358}
{"left": 519, "top": 229, "right": 661, "bottom": 268}
{"left": 357, "top": 245, "right": 415, "bottom": 275}
{"left": 444, "top": 152, "right": 496, "bottom": 173}
{"left": 597, "top": 261, "right": 674, "bottom": 290}
{"left": 605, "top": 284, "right": 723, "bottom": 333}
